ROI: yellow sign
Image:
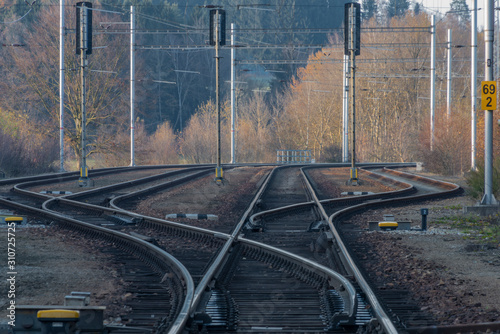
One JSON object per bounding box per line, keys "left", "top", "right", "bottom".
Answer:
{"left": 481, "top": 81, "right": 497, "bottom": 110}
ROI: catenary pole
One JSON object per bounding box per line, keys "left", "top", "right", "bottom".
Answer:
{"left": 447, "top": 29, "right": 452, "bottom": 117}
{"left": 349, "top": 5, "right": 357, "bottom": 183}
{"left": 59, "top": 0, "right": 65, "bottom": 172}
{"left": 342, "top": 54, "right": 349, "bottom": 163}
{"left": 497, "top": 0, "right": 499, "bottom": 79}
{"left": 130, "top": 6, "right": 136, "bottom": 166}
{"left": 79, "top": 4, "right": 89, "bottom": 186}
{"left": 231, "top": 23, "right": 236, "bottom": 164}
{"left": 482, "top": 0, "right": 497, "bottom": 205}
{"left": 430, "top": 15, "right": 436, "bottom": 151}
{"left": 215, "top": 12, "right": 222, "bottom": 181}
{"left": 471, "top": 0, "right": 477, "bottom": 170}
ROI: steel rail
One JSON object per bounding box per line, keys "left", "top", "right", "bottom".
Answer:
{"left": 301, "top": 166, "right": 399, "bottom": 334}
{"left": 3, "top": 164, "right": 210, "bottom": 189}
{"left": 0, "top": 170, "right": 79, "bottom": 186}
{"left": 381, "top": 166, "right": 460, "bottom": 191}
{"left": 95, "top": 167, "right": 276, "bottom": 331}
{"left": 107, "top": 169, "right": 215, "bottom": 208}
{"left": 3, "top": 163, "right": 451, "bottom": 333}
{"left": 10, "top": 166, "right": 208, "bottom": 202}
{"left": 104, "top": 165, "right": 359, "bottom": 329}
{"left": 247, "top": 201, "right": 315, "bottom": 230}
{"left": 322, "top": 167, "right": 462, "bottom": 333}
{"left": 247, "top": 166, "right": 415, "bottom": 231}
{"left": 43, "top": 192, "right": 231, "bottom": 243}
{"left": 6, "top": 165, "right": 206, "bottom": 204}
{"left": 237, "top": 236, "right": 358, "bottom": 326}
{"left": 188, "top": 164, "right": 358, "bottom": 328}
{"left": 2, "top": 165, "right": 272, "bottom": 332}
{"left": 240, "top": 164, "right": 420, "bottom": 329}
{"left": 0, "top": 165, "right": 142, "bottom": 187}
{"left": 0, "top": 196, "right": 195, "bottom": 334}
{"left": 319, "top": 167, "right": 416, "bottom": 207}
{"left": 63, "top": 166, "right": 212, "bottom": 201}
{"left": 187, "top": 166, "right": 276, "bottom": 313}
{"left": 242, "top": 165, "right": 358, "bottom": 326}
{"left": 3, "top": 165, "right": 217, "bottom": 334}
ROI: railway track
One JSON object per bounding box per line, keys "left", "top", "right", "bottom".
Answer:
{"left": 317, "top": 166, "right": 462, "bottom": 332}
{"left": 102, "top": 165, "right": 357, "bottom": 332}
{"left": 0, "top": 167, "right": 202, "bottom": 332}
{"left": 0, "top": 164, "right": 467, "bottom": 333}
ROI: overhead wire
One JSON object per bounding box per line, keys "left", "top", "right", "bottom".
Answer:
{"left": 0, "top": 6, "right": 32, "bottom": 24}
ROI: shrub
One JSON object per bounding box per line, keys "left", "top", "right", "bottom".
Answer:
{"left": 465, "top": 159, "right": 500, "bottom": 199}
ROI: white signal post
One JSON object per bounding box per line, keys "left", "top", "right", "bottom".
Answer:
{"left": 59, "top": 0, "right": 65, "bottom": 172}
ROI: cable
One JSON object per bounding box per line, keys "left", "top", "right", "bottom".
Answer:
{"left": 0, "top": 7, "right": 32, "bottom": 24}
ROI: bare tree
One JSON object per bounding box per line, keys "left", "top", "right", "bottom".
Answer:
{"left": 178, "top": 101, "right": 230, "bottom": 164}
{"left": 0, "top": 108, "right": 58, "bottom": 175}
{"left": 2, "top": 2, "right": 129, "bottom": 169}
{"left": 148, "top": 121, "right": 178, "bottom": 164}
{"left": 236, "top": 92, "right": 275, "bottom": 162}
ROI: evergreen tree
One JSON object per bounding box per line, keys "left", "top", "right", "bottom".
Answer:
{"left": 363, "top": 0, "right": 378, "bottom": 21}
{"left": 386, "top": 0, "right": 410, "bottom": 19}
{"left": 450, "top": 0, "right": 470, "bottom": 25}
{"left": 414, "top": 2, "right": 421, "bottom": 16}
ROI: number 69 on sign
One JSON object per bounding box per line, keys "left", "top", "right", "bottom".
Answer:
{"left": 481, "top": 81, "right": 497, "bottom": 110}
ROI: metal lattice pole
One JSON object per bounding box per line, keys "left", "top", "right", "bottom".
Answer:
{"left": 79, "top": 5, "right": 88, "bottom": 185}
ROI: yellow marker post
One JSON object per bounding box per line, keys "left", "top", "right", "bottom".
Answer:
{"left": 215, "top": 166, "right": 224, "bottom": 185}
{"left": 80, "top": 167, "right": 88, "bottom": 178}
{"left": 348, "top": 167, "right": 358, "bottom": 186}
{"left": 481, "top": 81, "right": 497, "bottom": 110}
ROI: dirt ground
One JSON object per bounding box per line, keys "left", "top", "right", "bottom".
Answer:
{"left": 348, "top": 197, "right": 500, "bottom": 325}
{"left": 134, "top": 166, "right": 271, "bottom": 231}
{"left": 0, "top": 226, "right": 125, "bottom": 322}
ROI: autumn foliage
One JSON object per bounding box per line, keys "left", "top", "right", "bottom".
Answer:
{"left": 0, "top": 6, "right": 490, "bottom": 177}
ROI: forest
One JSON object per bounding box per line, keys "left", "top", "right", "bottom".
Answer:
{"left": 0, "top": 0, "right": 497, "bottom": 180}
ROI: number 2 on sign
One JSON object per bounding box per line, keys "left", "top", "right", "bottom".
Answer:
{"left": 481, "top": 81, "right": 497, "bottom": 110}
